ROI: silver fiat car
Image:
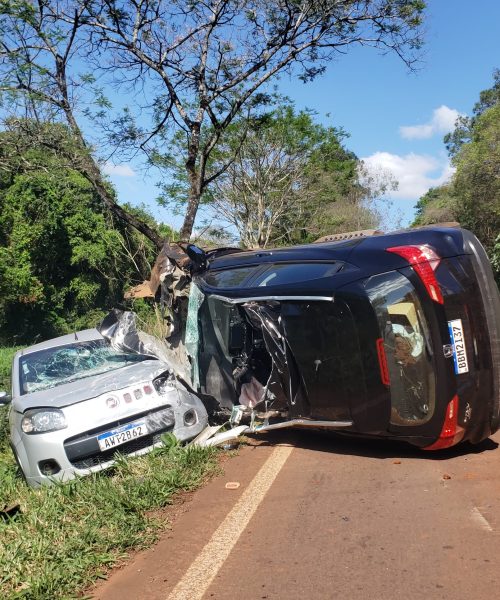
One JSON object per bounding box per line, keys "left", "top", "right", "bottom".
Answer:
{"left": 1, "top": 329, "right": 208, "bottom": 487}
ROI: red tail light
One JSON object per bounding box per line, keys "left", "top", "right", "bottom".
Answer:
{"left": 423, "top": 395, "right": 464, "bottom": 450}
{"left": 376, "top": 338, "right": 390, "bottom": 386}
{"left": 387, "top": 244, "right": 444, "bottom": 304}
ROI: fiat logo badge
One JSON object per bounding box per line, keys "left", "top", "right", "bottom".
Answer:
{"left": 106, "top": 396, "right": 119, "bottom": 409}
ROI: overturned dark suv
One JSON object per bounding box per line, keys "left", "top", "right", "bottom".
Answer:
{"left": 116, "top": 225, "right": 500, "bottom": 451}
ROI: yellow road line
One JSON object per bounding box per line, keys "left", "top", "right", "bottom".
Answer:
{"left": 167, "top": 445, "right": 293, "bottom": 600}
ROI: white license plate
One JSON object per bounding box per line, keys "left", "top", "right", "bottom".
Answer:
{"left": 448, "top": 319, "right": 469, "bottom": 374}
{"left": 97, "top": 421, "right": 147, "bottom": 451}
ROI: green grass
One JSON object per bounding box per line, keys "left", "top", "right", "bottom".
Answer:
{"left": 0, "top": 347, "right": 219, "bottom": 599}
{"left": 0, "top": 346, "right": 20, "bottom": 392}
{"left": 0, "top": 436, "right": 218, "bottom": 599}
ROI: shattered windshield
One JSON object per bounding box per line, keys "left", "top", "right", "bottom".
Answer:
{"left": 19, "top": 339, "right": 154, "bottom": 395}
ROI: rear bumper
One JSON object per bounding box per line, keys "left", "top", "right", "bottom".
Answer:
{"left": 462, "top": 230, "right": 500, "bottom": 437}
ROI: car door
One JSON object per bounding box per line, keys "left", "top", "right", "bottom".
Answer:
{"left": 278, "top": 299, "right": 363, "bottom": 421}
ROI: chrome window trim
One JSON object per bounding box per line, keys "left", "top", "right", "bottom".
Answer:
{"left": 209, "top": 295, "right": 335, "bottom": 304}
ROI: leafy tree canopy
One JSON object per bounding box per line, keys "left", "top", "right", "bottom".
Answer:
{"left": 0, "top": 0, "right": 426, "bottom": 240}
{"left": 413, "top": 185, "right": 456, "bottom": 226}
{"left": 204, "top": 101, "right": 392, "bottom": 247}
{"left": 414, "top": 70, "right": 500, "bottom": 282}
{"left": 444, "top": 68, "right": 500, "bottom": 159}
{"left": 452, "top": 103, "right": 500, "bottom": 255}
{"left": 0, "top": 123, "right": 162, "bottom": 344}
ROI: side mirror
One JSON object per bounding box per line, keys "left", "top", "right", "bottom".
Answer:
{"left": 184, "top": 244, "right": 207, "bottom": 272}
{"left": 0, "top": 391, "right": 11, "bottom": 405}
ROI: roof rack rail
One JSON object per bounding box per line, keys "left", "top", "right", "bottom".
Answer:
{"left": 314, "top": 229, "right": 383, "bottom": 243}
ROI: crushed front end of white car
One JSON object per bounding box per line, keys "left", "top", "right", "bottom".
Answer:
{"left": 8, "top": 329, "right": 207, "bottom": 487}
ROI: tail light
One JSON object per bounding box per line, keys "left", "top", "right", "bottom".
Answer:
{"left": 423, "top": 395, "right": 464, "bottom": 450}
{"left": 376, "top": 338, "right": 390, "bottom": 386}
{"left": 386, "top": 244, "right": 444, "bottom": 304}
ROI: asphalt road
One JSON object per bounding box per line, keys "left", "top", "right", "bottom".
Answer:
{"left": 94, "top": 429, "right": 500, "bottom": 600}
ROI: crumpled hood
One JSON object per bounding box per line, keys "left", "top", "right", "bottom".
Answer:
{"left": 13, "top": 360, "right": 168, "bottom": 413}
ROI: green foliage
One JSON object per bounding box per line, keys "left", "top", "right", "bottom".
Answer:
{"left": 0, "top": 124, "right": 161, "bottom": 344}
{"left": 452, "top": 104, "right": 500, "bottom": 267}
{"left": 444, "top": 68, "right": 500, "bottom": 158}
{"left": 413, "top": 185, "right": 456, "bottom": 226}
{"left": 0, "top": 346, "right": 20, "bottom": 391}
{"left": 413, "top": 71, "right": 500, "bottom": 281}
{"left": 207, "top": 101, "right": 382, "bottom": 247}
{"left": 491, "top": 235, "right": 500, "bottom": 276}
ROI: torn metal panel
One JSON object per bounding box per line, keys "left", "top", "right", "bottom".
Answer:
{"left": 124, "top": 242, "right": 193, "bottom": 300}
{"left": 185, "top": 283, "right": 205, "bottom": 390}
{"left": 189, "top": 424, "right": 225, "bottom": 447}
{"left": 98, "top": 309, "right": 191, "bottom": 384}
{"left": 124, "top": 242, "right": 243, "bottom": 300}
{"left": 195, "top": 425, "right": 249, "bottom": 448}
{"left": 115, "top": 270, "right": 356, "bottom": 435}
{"left": 251, "top": 418, "right": 353, "bottom": 432}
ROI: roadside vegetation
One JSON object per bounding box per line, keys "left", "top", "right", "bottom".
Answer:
{"left": 0, "top": 422, "right": 218, "bottom": 600}
{"left": 1, "top": 347, "right": 219, "bottom": 599}
{"left": 413, "top": 70, "right": 500, "bottom": 283}
{"left": 0, "top": 346, "right": 19, "bottom": 391}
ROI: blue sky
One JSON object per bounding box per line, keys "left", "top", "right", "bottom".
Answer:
{"left": 105, "top": 0, "right": 500, "bottom": 231}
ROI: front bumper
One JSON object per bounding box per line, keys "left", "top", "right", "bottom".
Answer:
{"left": 12, "top": 388, "right": 208, "bottom": 487}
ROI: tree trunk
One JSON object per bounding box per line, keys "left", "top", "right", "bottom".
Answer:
{"left": 179, "top": 124, "right": 202, "bottom": 241}
{"left": 179, "top": 188, "right": 200, "bottom": 241}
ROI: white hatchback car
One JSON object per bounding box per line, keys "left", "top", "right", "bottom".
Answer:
{"left": 1, "top": 329, "right": 208, "bottom": 487}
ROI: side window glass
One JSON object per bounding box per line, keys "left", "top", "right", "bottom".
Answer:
{"left": 203, "top": 267, "right": 258, "bottom": 288}
{"left": 253, "top": 263, "right": 342, "bottom": 287}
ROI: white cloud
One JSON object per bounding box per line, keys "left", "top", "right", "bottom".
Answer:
{"left": 399, "top": 105, "right": 461, "bottom": 140}
{"left": 103, "top": 162, "right": 136, "bottom": 177}
{"left": 361, "top": 151, "right": 455, "bottom": 199}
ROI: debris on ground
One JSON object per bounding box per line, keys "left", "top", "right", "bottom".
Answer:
{"left": 225, "top": 482, "right": 241, "bottom": 490}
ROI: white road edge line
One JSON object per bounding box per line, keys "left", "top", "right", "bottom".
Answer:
{"left": 166, "top": 445, "right": 293, "bottom": 600}
{"left": 471, "top": 506, "right": 493, "bottom": 532}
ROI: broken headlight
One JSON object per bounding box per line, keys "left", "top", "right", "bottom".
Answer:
{"left": 21, "top": 408, "right": 67, "bottom": 434}
{"left": 153, "top": 373, "right": 175, "bottom": 395}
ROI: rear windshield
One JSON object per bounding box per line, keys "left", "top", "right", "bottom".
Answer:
{"left": 19, "top": 339, "right": 153, "bottom": 395}
{"left": 365, "top": 272, "right": 436, "bottom": 426}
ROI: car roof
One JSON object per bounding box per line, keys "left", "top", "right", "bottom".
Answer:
{"left": 206, "top": 226, "right": 466, "bottom": 271}
{"left": 16, "top": 329, "right": 103, "bottom": 358}
{"left": 208, "top": 238, "right": 362, "bottom": 270}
